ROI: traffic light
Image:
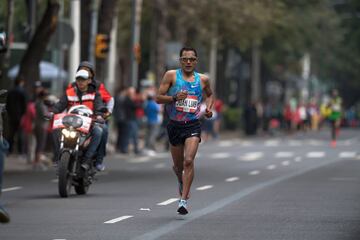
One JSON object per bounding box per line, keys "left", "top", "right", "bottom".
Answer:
{"left": 95, "top": 34, "right": 110, "bottom": 59}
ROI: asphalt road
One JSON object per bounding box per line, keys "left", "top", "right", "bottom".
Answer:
{"left": 1, "top": 129, "right": 360, "bottom": 240}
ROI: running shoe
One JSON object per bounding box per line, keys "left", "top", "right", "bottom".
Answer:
{"left": 0, "top": 205, "right": 10, "bottom": 223}
{"left": 331, "top": 140, "right": 337, "bottom": 148}
{"left": 177, "top": 199, "right": 188, "bottom": 215}
{"left": 95, "top": 163, "right": 105, "bottom": 172}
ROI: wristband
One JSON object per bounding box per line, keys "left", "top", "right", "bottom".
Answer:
{"left": 172, "top": 94, "right": 177, "bottom": 102}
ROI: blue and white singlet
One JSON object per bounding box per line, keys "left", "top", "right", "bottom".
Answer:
{"left": 166, "top": 69, "right": 203, "bottom": 122}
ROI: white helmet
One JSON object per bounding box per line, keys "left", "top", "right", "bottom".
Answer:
{"left": 68, "top": 105, "right": 93, "bottom": 117}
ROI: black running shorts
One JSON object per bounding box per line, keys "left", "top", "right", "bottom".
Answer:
{"left": 167, "top": 119, "right": 201, "bottom": 146}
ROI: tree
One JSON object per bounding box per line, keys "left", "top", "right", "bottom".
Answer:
{"left": 16, "top": 0, "right": 60, "bottom": 97}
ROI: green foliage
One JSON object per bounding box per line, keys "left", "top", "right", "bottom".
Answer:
{"left": 223, "top": 107, "right": 242, "bottom": 130}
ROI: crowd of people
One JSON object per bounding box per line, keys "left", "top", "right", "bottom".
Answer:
{"left": 242, "top": 89, "right": 359, "bottom": 147}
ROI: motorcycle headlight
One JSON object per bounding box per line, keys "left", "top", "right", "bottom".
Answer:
{"left": 61, "top": 129, "right": 78, "bottom": 138}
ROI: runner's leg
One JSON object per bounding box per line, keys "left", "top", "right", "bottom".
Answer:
{"left": 182, "top": 137, "right": 200, "bottom": 200}
{"left": 170, "top": 144, "right": 184, "bottom": 188}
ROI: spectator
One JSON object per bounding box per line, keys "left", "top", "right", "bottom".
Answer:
{"left": 5, "top": 77, "right": 27, "bottom": 154}
{"left": 33, "top": 89, "right": 50, "bottom": 171}
{"left": 113, "top": 87, "right": 127, "bottom": 153}
{"left": 144, "top": 92, "right": 161, "bottom": 150}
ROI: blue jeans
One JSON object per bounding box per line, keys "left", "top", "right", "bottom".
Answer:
{"left": 96, "top": 123, "right": 108, "bottom": 164}
{"left": 125, "top": 120, "right": 139, "bottom": 153}
{"left": 0, "top": 139, "right": 9, "bottom": 195}
{"left": 84, "top": 125, "right": 103, "bottom": 160}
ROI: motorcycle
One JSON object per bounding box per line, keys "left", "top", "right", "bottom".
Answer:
{"left": 52, "top": 105, "right": 104, "bottom": 198}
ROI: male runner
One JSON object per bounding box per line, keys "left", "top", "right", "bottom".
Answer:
{"left": 156, "top": 47, "right": 214, "bottom": 215}
{"left": 328, "top": 89, "right": 342, "bottom": 147}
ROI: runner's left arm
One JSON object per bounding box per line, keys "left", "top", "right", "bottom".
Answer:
{"left": 202, "top": 75, "right": 214, "bottom": 114}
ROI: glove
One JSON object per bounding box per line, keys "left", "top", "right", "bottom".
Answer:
{"left": 44, "top": 112, "right": 54, "bottom": 120}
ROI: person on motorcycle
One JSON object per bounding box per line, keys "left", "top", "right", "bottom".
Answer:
{"left": 72, "top": 61, "right": 113, "bottom": 171}
{"left": 52, "top": 68, "right": 105, "bottom": 170}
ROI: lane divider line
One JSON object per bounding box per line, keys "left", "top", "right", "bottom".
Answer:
{"left": 307, "top": 152, "right": 325, "bottom": 158}
{"left": 339, "top": 152, "right": 357, "bottom": 158}
{"left": 225, "top": 177, "right": 239, "bottom": 182}
{"left": 267, "top": 165, "right": 277, "bottom": 170}
{"left": 196, "top": 185, "right": 213, "bottom": 191}
{"left": 281, "top": 161, "right": 290, "bottom": 166}
{"left": 157, "top": 198, "right": 178, "bottom": 206}
{"left": 2, "top": 186, "right": 22, "bottom": 192}
{"left": 249, "top": 170, "right": 260, "bottom": 175}
{"left": 104, "top": 215, "right": 133, "bottom": 224}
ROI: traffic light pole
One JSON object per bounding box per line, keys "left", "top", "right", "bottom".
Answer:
{"left": 130, "top": 0, "right": 142, "bottom": 88}
{"left": 69, "top": 0, "right": 81, "bottom": 82}
{"left": 89, "top": 0, "right": 99, "bottom": 67}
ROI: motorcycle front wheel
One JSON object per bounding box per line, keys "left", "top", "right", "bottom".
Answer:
{"left": 74, "top": 178, "right": 89, "bottom": 195}
{"left": 58, "top": 151, "right": 72, "bottom": 198}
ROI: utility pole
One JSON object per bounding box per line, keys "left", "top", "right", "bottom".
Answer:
{"left": 209, "top": 0, "right": 218, "bottom": 93}
{"left": 130, "top": 0, "right": 142, "bottom": 88}
{"left": 301, "top": 53, "right": 311, "bottom": 102}
{"left": 69, "top": 0, "right": 81, "bottom": 82}
{"left": 106, "top": 13, "right": 118, "bottom": 94}
{"left": 251, "top": 41, "right": 261, "bottom": 102}
{"left": 89, "top": 0, "right": 99, "bottom": 66}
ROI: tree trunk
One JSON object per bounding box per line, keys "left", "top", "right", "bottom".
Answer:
{"left": 80, "top": 0, "right": 92, "bottom": 61}
{"left": 17, "top": 0, "right": 60, "bottom": 98}
{"left": 96, "top": 0, "right": 118, "bottom": 82}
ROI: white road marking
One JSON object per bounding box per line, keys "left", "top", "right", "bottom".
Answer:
{"left": 238, "top": 152, "right": 263, "bottom": 161}
{"left": 281, "top": 161, "right": 290, "bottom": 166}
{"left": 127, "top": 157, "right": 151, "bottom": 163}
{"left": 240, "top": 141, "right": 254, "bottom": 147}
{"left": 265, "top": 140, "right": 279, "bottom": 147}
{"left": 307, "top": 152, "right": 325, "bottom": 158}
{"left": 249, "top": 170, "right": 260, "bottom": 175}
{"left": 289, "top": 140, "right": 302, "bottom": 146}
{"left": 157, "top": 198, "right": 178, "bottom": 206}
{"left": 154, "top": 163, "right": 166, "bottom": 169}
{"left": 219, "top": 141, "right": 234, "bottom": 147}
{"left": 196, "top": 185, "right": 213, "bottom": 191}
{"left": 339, "top": 152, "right": 357, "bottom": 158}
{"left": 225, "top": 177, "right": 239, "bottom": 182}
{"left": 2, "top": 186, "right": 22, "bottom": 192}
{"left": 275, "top": 152, "right": 294, "bottom": 158}
{"left": 294, "top": 157, "right": 302, "bottom": 162}
{"left": 104, "top": 215, "right": 133, "bottom": 224}
{"left": 211, "top": 153, "right": 231, "bottom": 159}
{"left": 53, "top": 239, "right": 67, "bottom": 240}
{"left": 139, "top": 208, "right": 151, "bottom": 211}
{"left": 51, "top": 179, "right": 58, "bottom": 183}
{"left": 267, "top": 165, "right": 277, "bottom": 170}
{"left": 309, "top": 140, "right": 323, "bottom": 146}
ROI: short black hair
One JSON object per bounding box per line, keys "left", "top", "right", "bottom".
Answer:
{"left": 179, "top": 47, "right": 197, "bottom": 57}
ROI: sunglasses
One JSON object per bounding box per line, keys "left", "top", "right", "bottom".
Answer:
{"left": 180, "top": 57, "right": 197, "bottom": 63}
{"left": 76, "top": 78, "right": 89, "bottom": 82}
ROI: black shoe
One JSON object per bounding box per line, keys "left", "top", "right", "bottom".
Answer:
{"left": 0, "top": 206, "right": 10, "bottom": 223}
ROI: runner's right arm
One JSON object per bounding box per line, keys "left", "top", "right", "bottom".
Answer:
{"left": 156, "top": 71, "right": 175, "bottom": 104}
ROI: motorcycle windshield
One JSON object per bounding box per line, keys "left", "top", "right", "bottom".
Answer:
{"left": 62, "top": 115, "right": 83, "bottom": 129}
